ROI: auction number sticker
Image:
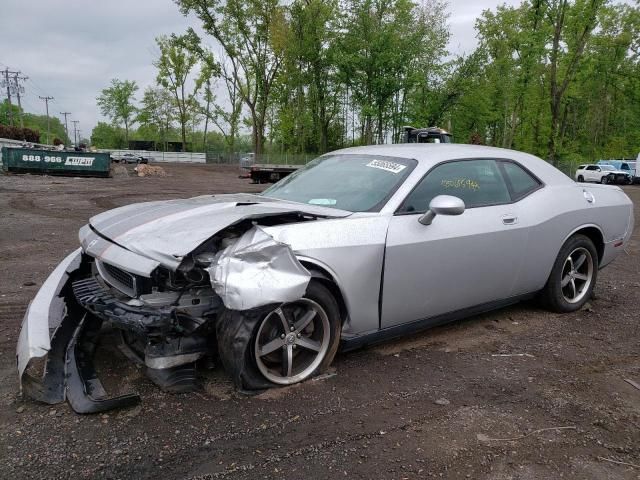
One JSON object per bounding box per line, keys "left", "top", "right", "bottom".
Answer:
{"left": 365, "top": 159, "right": 407, "bottom": 174}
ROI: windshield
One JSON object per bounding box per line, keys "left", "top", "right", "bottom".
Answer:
{"left": 262, "top": 154, "right": 417, "bottom": 212}
{"left": 600, "top": 165, "right": 616, "bottom": 171}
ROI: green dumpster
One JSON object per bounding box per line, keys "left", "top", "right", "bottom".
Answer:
{"left": 1, "top": 147, "right": 111, "bottom": 177}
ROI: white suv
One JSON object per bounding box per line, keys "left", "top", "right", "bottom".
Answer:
{"left": 575, "top": 164, "right": 632, "bottom": 184}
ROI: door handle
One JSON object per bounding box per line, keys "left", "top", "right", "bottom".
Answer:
{"left": 502, "top": 214, "right": 518, "bottom": 225}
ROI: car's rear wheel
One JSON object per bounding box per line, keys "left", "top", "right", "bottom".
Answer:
{"left": 216, "top": 281, "right": 341, "bottom": 391}
{"left": 577, "top": 175, "right": 584, "bottom": 182}
{"left": 541, "top": 234, "right": 598, "bottom": 312}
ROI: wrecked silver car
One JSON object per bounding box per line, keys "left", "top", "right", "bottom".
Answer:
{"left": 18, "top": 144, "right": 634, "bottom": 413}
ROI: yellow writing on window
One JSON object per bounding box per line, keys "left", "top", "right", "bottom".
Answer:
{"left": 440, "top": 178, "right": 480, "bottom": 191}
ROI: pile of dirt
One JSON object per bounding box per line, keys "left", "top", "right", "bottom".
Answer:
{"left": 109, "top": 164, "right": 129, "bottom": 178}
{"left": 135, "top": 164, "right": 167, "bottom": 177}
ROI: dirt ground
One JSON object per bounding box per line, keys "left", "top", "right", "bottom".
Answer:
{"left": 0, "top": 163, "right": 638, "bottom": 480}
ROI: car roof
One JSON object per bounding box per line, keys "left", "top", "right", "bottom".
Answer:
{"left": 331, "top": 144, "right": 573, "bottom": 185}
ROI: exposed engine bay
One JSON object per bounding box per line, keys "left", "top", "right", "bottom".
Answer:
{"left": 17, "top": 207, "right": 327, "bottom": 414}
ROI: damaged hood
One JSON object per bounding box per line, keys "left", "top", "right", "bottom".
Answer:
{"left": 87, "top": 193, "right": 351, "bottom": 269}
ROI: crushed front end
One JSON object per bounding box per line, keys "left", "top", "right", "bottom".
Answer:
{"left": 17, "top": 213, "right": 314, "bottom": 414}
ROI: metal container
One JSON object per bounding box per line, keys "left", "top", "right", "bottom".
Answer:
{"left": 1, "top": 147, "right": 111, "bottom": 177}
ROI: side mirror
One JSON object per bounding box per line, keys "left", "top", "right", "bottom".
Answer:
{"left": 596, "top": 167, "right": 601, "bottom": 172}
{"left": 419, "top": 195, "right": 465, "bottom": 225}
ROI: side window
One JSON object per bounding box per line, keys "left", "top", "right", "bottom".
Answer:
{"left": 578, "top": 165, "right": 585, "bottom": 170}
{"left": 500, "top": 162, "right": 541, "bottom": 201}
{"left": 398, "top": 159, "right": 510, "bottom": 213}
{"left": 586, "top": 166, "right": 597, "bottom": 171}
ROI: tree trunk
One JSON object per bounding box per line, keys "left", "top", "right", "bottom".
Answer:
{"left": 203, "top": 87, "right": 210, "bottom": 152}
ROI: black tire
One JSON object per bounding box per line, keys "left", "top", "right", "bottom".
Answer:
{"left": 600, "top": 176, "right": 608, "bottom": 184}
{"left": 216, "top": 281, "right": 341, "bottom": 391}
{"left": 540, "top": 234, "right": 598, "bottom": 313}
{"left": 577, "top": 175, "right": 584, "bottom": 182}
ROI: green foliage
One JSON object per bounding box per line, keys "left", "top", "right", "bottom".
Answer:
{"left": 448, "top": 0, "right": 640, "bottom": 163}
{"left": 90, "top": 122, "right": 126, "bottom": 149}
{"left": 0, "top": 123, "right": 40, "bottom": 142}
{"left": 1, "top": 100, "right": 69, "bottom": 144}
{"left": 177, "top": 0, "right": 286, "bottom": 155}
{"left": 0, "top": 100, "right": 21, "bottom": 126}
{"left": 96, "top": 79, "right": 139, "bottom": 142}
{"left": 155, "top": 34, "right": 204, "bottom": 151}
{"left": 137, "top": 87, "right": 178, "bottom": 150}
{"left": 90, "top": 0, "right": 640, "bottom": 163}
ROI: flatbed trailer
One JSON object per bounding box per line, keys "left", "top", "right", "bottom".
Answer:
{"left": 250, "top": 164, "right": 300, "bottom": 183}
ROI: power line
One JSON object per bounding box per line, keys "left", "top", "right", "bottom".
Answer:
{"left": 2, "top": 68, "right": 20, "bottom": 126}
{"left": 72, "top": 120, "right": 79, "bottom": 146}
{"left": 59, "top": 111, "right": 71, "bottom": 141}
{"left": 38, "top": 95, "right": 54, "bottom": 144}
{"left": 13, "top": 72, "right": 28, "bottom": 128}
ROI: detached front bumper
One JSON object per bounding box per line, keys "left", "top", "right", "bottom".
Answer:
{"left": 16, "top": 248, "right": 140, "bottom": 413}
{"left": 17, "top": 248, "right": 81, "bottom": 393}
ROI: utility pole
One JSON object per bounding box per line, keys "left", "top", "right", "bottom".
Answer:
{"left": 72, "top": 120, "right": 79, "bottom": 146}
{"left": 13, "top": 73, "right": 28, "bottom": 128}
{"left": 39, "top": 95, "right": 54, "bottom": 144}
{"left": 59, "top": 111, "right": 71, "bottom": 143}
{"left": 2, "top": 68, "right": 19, "bottom": 126}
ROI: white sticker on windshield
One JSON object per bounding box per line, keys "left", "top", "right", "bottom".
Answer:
{"left": 308, "top": 198, "right": 337, "bottom": 206}
{"left": 365, "top": 159, "right": 407, "bottom": 174}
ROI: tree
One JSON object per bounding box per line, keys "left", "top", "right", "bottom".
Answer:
{"left": 547, "top": 0, "right": 607, "bottom": 165}
{"left": 336, "top": 0, "right": 433, "bottom": 144}
{"left": 96, "top": 79, "right": 138, "bottom": 144}
{"left": 90, "top": 122, "right": 126, "bottom": 148}
{"left": 0, "top": 100, "right": 21, "bottom": 126}
{"left": 155, "top": 34, "right": 202, "bottom": 151}
{"left": 176, "top": 0, "right": 287, "bottom": 157}
{"left": 138, "top": 87, "right": 178, "bottom": 150}
{"left": 277, "top": 0, "right": 342, "bottom": 153}
{"left": 206, "top": 60, "right": 244, "bottom": 155}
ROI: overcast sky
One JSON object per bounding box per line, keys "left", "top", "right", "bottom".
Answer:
{"left": 0, "top": 0, "right": 522, "bottom": 139}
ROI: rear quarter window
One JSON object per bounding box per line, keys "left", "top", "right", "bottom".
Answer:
{"left": 500, "top": 162, "right": 542, "bottom": 201}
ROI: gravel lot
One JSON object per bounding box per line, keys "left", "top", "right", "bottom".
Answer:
{"left": 0, "top": 163, "right": 638, "bottom": 480}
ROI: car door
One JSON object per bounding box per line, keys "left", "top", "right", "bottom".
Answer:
{"left": 381, "top": 159, "right": 538, "bottom": 328}
{"left": 586, "top": 165, "right": 600, "bottom": 182}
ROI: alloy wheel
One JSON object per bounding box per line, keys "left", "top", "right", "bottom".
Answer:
{"left": 254, "top": 298, "right": 331, "bottom": 385}
{"left": 560, "top": 247, "right": 594, "bottom": 304}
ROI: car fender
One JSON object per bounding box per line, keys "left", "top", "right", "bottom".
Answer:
{"left": 263, "top": 215, "right": 391, "bottom": 336}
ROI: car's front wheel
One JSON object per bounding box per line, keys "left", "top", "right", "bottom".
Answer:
{"left": 600, "top": 176, "right": 609, "bottom": 184}
{"left": 541, "top": 234, "right": 598, "bottom": 312}
{"left": 216, "top": 281, "right": 341, "bottom": 391}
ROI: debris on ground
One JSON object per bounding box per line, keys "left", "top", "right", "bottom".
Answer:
{"left": 597, "top": 456, "right": 640, "bottom": 469}
{"left": 623, "top": 378, "right": 640, "bottom": 391}
{"left": 476, "top": 426, "right": 576, "bottom": 443}
{"left": 312, "top": 372, "right": 337, "bottom": 382}
{"left": 491, "top": 353, "right": 535, "bottom": 358}
{"left": 110, "top": 164, "right": 129, "bottom": 177}
{"left": 135, "top": 164, "right": 167, "bottom": 177}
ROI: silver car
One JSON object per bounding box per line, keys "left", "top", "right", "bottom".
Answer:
{"left": 18, "top": 144, "right": 634, "bottom": 413}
